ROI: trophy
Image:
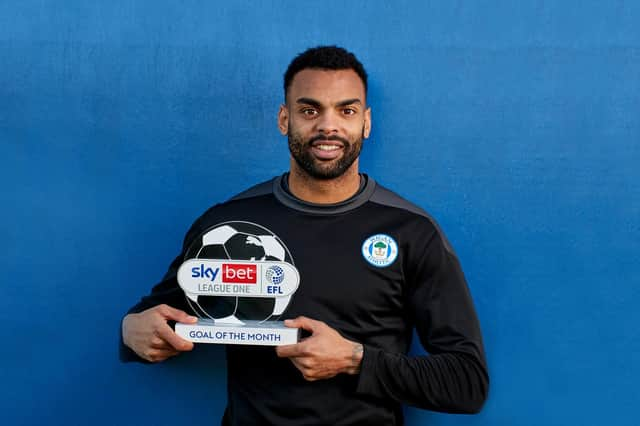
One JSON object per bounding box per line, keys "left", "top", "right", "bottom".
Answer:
{"left": 174, "top": 221, "right": 301, "bottom": 346}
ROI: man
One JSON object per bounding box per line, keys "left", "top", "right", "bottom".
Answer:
{"left": 121, "top": 46, "right": 489, "bottom": 425}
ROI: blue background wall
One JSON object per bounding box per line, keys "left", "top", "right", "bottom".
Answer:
{"left": 2, "top": 1, "right": 638, "bottom": 425}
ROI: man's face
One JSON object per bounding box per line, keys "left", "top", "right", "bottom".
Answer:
{"left": 278, "top": 69, "right": 371, "bottom": 180}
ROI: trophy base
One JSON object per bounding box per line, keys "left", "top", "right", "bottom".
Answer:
{"left": 175, "top": 319, "right": 299, "bottom": 346}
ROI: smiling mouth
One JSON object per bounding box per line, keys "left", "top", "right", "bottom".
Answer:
{"left": 314, "top": 144, "right": 342, "bottom": 151}
{"left": 309, "top": 141, "right": 344, "bottom": 160}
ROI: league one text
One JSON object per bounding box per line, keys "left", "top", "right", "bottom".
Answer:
{"left": 176, "top": 259, "right": 301, "bottom": 346}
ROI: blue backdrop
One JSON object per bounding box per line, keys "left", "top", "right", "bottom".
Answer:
{"left": 2, "top": 1, "right": 639, "bottom": 425}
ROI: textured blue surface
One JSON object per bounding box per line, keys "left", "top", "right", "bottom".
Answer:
{"left": 1, "top": 1, "right": 639, "bottom": 425}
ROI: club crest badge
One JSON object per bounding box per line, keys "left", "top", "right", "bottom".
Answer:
{"left": 362, "top": 234, "right": 398, "bottom": 267}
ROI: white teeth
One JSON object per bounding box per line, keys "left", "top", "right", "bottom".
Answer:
{"left": 316, "top": 144, "right": 340, "bottom": 151}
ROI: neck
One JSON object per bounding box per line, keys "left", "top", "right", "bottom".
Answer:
{"left": 288, "top": 159, "right": 361, "bottom": 204}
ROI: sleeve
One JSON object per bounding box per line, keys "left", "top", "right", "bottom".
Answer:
{"left": 355, "top": 226, "right": 489, "bottom": 413}
{"left": 119, "top": 212, "right": 212, "bottom": 363}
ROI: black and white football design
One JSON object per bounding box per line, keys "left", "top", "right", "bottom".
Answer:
{"left": 184, "top": 221, "right": 294, "bottom": 323}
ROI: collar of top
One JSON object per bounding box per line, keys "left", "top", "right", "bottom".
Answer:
{"left": 273, "top": 173, "right": 377, "bottom": 215}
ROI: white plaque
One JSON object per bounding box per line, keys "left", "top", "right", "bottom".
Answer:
{"left": 176, "top": 319, "right": 299, "bottom": 346}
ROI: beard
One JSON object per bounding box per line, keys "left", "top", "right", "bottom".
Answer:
{"left": 287, "top": 125, "right": 364, "bottom": 180}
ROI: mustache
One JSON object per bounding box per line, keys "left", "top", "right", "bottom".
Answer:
{"left": 307, "top": 134, "right": 350, "bottom": 145}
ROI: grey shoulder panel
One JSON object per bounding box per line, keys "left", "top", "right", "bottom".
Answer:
{"left": 228, "top": 178, "right": 275, "bottom": 201}
{"left": 370, "top": 185, "right": 431, "bottom": 218}
{"left": 370, "top": 185, "right": 457, "bottom": 255}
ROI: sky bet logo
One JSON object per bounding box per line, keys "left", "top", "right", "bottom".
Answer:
{"left": 178, "top": 259, "right": 300, "bottom": 299}
{"left": 191, "top": 263, "right": 257, "bottom": 284}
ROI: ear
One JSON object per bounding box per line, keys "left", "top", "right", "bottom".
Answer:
{"left": 278, "top": 104, "right": 289, "bottom": 135}
{"left": 363, "top": 107, "right": 372, "bottom": 139}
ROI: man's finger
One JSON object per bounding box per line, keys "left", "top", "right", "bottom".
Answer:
{"left": 145, "top": 348, "right": 180, "bottom": 362}
{"left": 284, "top": 316, "right": 321, "bottom": 333}
{"left": 288, "top": 358, "right": 319, "bottom": 382}
{"left": 156, "top": 322, "right": 194, "bottom": 351}
{"left": 289, "top": 357, "right": 305, "bottom": 372}
{"left": 149, "top": 337, "right": 174, "bottom": 350}
{"left": 276, "top": 343, "right": 306, "bottom": 358}
{"left": 157, "top": 304, "right": 198, "bottom": 323}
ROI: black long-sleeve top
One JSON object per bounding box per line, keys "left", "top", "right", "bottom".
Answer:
{"left": 121, "top": 174, "right": 489, "bottom": 425}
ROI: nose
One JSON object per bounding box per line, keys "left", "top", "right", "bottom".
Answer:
{"left": 315, "top": 110, "right": 339, "bottom": 135}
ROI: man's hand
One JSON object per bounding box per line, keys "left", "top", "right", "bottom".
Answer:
{"left": 275, "top": 316, "right": 363, "bottom": 381}
{"left": 122, "top": 304, "right": 198, "bottom": 363}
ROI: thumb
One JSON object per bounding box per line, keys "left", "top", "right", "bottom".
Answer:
{"left": 160, "top": 305, "right": 198, "bottom": 323}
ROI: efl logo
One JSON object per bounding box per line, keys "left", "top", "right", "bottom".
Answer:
{"left": 223, "top": 264, "right": 257, "bottom": 284}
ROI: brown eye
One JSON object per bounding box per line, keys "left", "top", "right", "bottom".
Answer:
{"left": 301, "top": 108, "right": 318, "bottom": 116}
{"left": 343, "top": 108, "right": 356, "bottom": 115}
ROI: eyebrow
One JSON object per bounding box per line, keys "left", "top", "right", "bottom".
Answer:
{"left": 295, "top": 97, "right": 363, "bottom": 108}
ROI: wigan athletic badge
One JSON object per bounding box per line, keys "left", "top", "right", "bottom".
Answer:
{"left": 175, "top": 221, "right": 300, "bottom": 346}
{"left": 361, "top": 234, "right": 398, "bottom": 268}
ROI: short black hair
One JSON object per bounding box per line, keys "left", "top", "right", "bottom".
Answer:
{"left": 283, "top": 46, "right": 368, "bottom": 100}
